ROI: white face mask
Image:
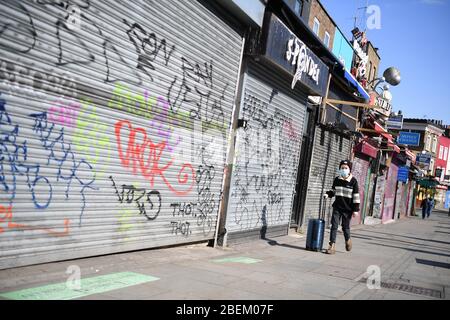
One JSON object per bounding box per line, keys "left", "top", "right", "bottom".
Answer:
{"left": 339, "top": 168, "right": 350, "bottom": 178}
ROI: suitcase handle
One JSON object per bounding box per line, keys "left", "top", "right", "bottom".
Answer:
{"left": 321, "top": 194, "right": 328, "bottom": 221}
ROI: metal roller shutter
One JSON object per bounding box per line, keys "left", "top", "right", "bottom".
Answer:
{"left": 351, "top": 155, "right": 370, "bottom": 225}
{"left": 225, "top": 61, "right": 307, "bottom": 243}
{"left": 0, "top": 0, "right": 242, "bottom": 269}
{"left": 382, "top": 163, "right": 398, "bottom": 222}
{"left": 304, "top": 127, "right": 351, "bottom": 228}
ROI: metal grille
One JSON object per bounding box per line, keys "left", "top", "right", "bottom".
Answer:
{"left": 358, "top": 279, "right": 442, "bottom": 299}
{"left": 0, "top": 0, "right": 242, "bottom": 269}
{"left": 225, "top": 61, "right": 307, "bottom": 240}
{"left": 303, "top": 127, "right": 351, "bottom": 228}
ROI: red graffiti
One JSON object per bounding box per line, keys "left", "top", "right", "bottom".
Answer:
{"left": 115, "top": 120, "right": 194, "bottom": 195}
{"left": 0, "top": 204, "right": 70, "bottom": 237}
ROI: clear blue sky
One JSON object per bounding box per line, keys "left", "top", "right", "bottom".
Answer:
{"left": 321, "top": 0, "right": 450, "bottom": 125}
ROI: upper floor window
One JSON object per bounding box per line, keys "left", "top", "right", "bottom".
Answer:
{"left": 432, "top": 137, "right": 437, "bottom": 153}
{"left": 439, "top": 145, "right": 444, "bottom": 159}
{"left": 313, "top": 18, "right": 320, "bottom": 36}
{"left": 294, "top": 0, "right": 303, "bottom": 16}
{"left": 368, "top": 61, "right": 373, "bottom": 84}
{"left": 324, "top": 32, "right": 330, "bottom": 48}
{"left": 445, "top": 147, "right": 449, "bottom": 161}
{"left": 426, "top": 135, "right": 432, "bottom": 151}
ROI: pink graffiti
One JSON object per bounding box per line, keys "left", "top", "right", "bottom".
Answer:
{"left": 283, "top": 120, "right": 298, "bottom": 140}
{"left": 48, "top": 100, "right": 81, "bottom": 127}
{"left": 115, "top": 120, "right": 194, "bottom": 195}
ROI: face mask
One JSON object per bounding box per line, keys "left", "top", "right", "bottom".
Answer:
{"left": 339, "top": 168, "right": 350, "bottom": 177}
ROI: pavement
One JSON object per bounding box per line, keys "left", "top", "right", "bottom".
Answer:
{"left": 0, "top": 208, "right": 449, "bottom": 300}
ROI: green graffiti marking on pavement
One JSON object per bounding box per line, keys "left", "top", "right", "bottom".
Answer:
{"left": 213, "top": 257, "right": 262, "bottom": 264}
{"left": 0, "top": 272, "right": 159, "bottom": 300}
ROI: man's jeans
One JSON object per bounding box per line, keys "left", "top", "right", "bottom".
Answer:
{"left": 329, "top": 208, "right": 352, "bottom": 244}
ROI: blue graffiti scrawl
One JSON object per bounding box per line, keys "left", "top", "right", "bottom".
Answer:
{"left": 0, "top": 94, "right": 97, "bottom": 225}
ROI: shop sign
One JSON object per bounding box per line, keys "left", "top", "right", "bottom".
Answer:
{"left": 416, "top": 154, "right": 431, "bottom": 165}
{"left": 386, "top": 115, "right": 403, "bottom": 130}
{"left": 397, "top": 166, "right": 409, "bottom": 183}
{"left": 263, "top": 13, "right": 329, "bottom": 96}
{"left": 398, "top": 132, "right": 421, "bottom": 146}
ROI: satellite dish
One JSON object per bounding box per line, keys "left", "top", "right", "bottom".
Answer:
{"left": 383, "top": 67, "right": 401, "bottom": 86}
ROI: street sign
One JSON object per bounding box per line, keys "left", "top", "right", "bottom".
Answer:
{"left": 397, "top": 166, "right": 409, "bottom": 182}
{"left": 397, "top": 132, "right": 420, "bottom": 146}
{"left": 386, "top": 115, "right": 403, "bottom": 130}
{"left": 416, "top": 154, "right": 431, "bottom": 165}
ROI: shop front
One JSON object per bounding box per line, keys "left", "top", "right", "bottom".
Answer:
{"left": 223, "top": 12, "right": 329, "bottom": 244}
{"left": 0, "top": 0, "right": 244, "bottom": 269}
{"left": 352, "top": 140, "right": 378, "bottom": 225}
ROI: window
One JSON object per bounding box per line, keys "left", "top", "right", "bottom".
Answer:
{"left": 445, "top": 147, "right": 449, "bottom": 161}
{"left": 373, "top": 66, "right": 377, "bottom": 81}
{"left": 368, "top": 61, "right": 373, "bottom": 84}
{"left": 294, "top": 0, "right": 303, "bottom": 16}
{"left": 439, "top": 146, "right": 444, "bottom": 159}
{"left": 426, "top": 135, "right": 432, "bottom": 151}
{"left": 432, "top": 137, "right": 437, "bottom": 153}
{"left": 324, "top": 32, "right": 330, "bottom": 48}
{"left": 313, "top": 18, "right": 320, "bottom": 36}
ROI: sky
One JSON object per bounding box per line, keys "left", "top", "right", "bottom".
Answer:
{"left": 320, "top": 0, "right": 450, "bottom": 125}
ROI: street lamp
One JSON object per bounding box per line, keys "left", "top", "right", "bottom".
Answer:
{"left": 369, "top": 67, "right": 401, "bottom": 90}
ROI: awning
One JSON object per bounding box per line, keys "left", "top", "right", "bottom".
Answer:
{"left": 344, "top": 69, "right": 370, "bottom": 100}
{"left": 404, "top": 148, "right": 416, "bottom": 163}
{"left": 374, "top": 121, "right": 400, "bottom": 153}
{"left": 354, "top": 140, "right": 378, "bottom": 158}
{"left": 417, "top": 178, "right": 439, "bottom": 188}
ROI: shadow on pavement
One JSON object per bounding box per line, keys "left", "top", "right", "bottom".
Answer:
{"left": 435, "top": 231, "right": 450, "bottom": 235}
{"left": 351, "top": 234, "right": 450, "bottom": 253}
{"left": 363, "top": 242, "right": 450, "bottom": 258}
{"left": 357, "top": 230, "right": 450, "bottom": 246}
{"left": 415, "top": 258, "right": 450, "bottom": 269}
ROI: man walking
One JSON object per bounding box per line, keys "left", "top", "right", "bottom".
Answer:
{"left": 421, "top": 197, "right": 429, "bottom": 219}
{"left": 325, "top": 160, "right": 360, "bottom": 255}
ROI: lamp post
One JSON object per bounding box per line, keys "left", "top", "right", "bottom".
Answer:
{"left": 369, "top": 67, "right": 402, "bottom": 89}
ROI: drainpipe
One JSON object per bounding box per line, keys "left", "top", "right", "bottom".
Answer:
{"left": 213, "top": 36, "right": 246, "bottom": 248}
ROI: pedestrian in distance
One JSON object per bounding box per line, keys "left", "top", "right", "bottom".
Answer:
{"left": 325, "top": 160, "right": 360, "bottom": 255}
{"left": 421, "top": 197, "right": 429, "bottom": 220}
{"left": 427, "top": 196, "right": 434, "bottom": 218}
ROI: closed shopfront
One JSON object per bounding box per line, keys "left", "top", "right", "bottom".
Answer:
{"left": 225, "top": 62, "right": 308, "bottom": 242}
{"left": 224, "top": 13, "right": 328, "bottom": 243}
{"left": 304, "top": 127, "right": 351, "bottom": 227}
{"left": 382, "top": 158, "right": 399, "bottom": 223}
{"left": 351, "top": 155, "right": 371, "bottom": 225}
{"left": 0, "top": 0, "right": 243, "bottom": 269}
{"left": 372, "top": 171, "right": 386, "bottom": 219}
{"left": 303, "top": 77, "right": 358, "bottom": 228}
